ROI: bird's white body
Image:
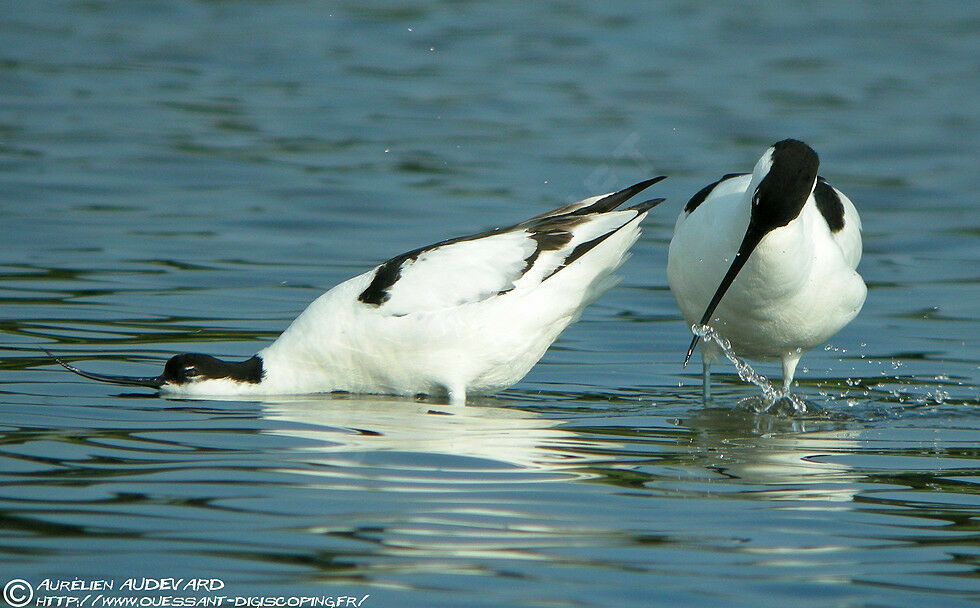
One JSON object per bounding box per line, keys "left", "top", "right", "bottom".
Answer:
{"left": 160, "top": 181, "right": 664, "bottom": 404}
{"left": 252, "top": 215, "right": 636, "bottom": 401}
{"left": 667, "top": 142, "right": 865, "bottom": 395}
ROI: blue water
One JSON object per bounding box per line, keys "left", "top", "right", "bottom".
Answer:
{"left": 1, "top": 2, "right": 977, "bottom": 607}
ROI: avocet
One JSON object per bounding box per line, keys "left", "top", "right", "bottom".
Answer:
{"left": 667, "top": 139, "right": 865, "bottom": 399}
{"left": 54, "top": 177, "right": 666, "bottom": 405}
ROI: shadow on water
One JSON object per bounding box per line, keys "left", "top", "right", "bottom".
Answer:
{"left": 142, "top": 393, "right": 863, "bottom": 579}
{"left": 259, "top": 394, "right": 617, "bottom": 476}
{"left": 251, "top": 391, "right": 869, "bottom": 499}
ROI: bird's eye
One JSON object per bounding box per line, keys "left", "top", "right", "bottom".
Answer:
{"left": 183, "top": 365, "right": 200, "bottom": 380}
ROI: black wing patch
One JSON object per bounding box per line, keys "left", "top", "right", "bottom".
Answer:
{"left": 357, "top": 250, "right": 417, "bottom": 306}
{"left": 358, "top": 178, "right": 666, "bottom": 307}
{"left": 521, "top": 223, "right": 577, "bottom": 274}
{"left": 570, "top": 176, "right": 666, "bottom": 215}
{"left": 525, "top": 176, "right": 666, "bottom": 221}
{"left": 814, "top": 177, "right": 845, "bottom": 233}
{"left": 357, "top": 237, "right": 466, "bottom": 306}
{"left": 684, "top": 173, "right": 747, "bottom": 214}
{"left": 358, "top": 217, "right": 583, "bottom": 306}
{"left": 541, "top": 196, "right": 667, "bottom": 280}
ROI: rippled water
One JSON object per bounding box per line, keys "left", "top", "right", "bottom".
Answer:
{"left": 1, "top": 2, "right": 977, "bottom": 607}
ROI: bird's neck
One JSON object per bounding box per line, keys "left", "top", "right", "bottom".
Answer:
{"left": 225, "top": 355, "right": 265, "bottom": 383}
{"left": 255, "top": 344, "right": 359, "bottom": 395}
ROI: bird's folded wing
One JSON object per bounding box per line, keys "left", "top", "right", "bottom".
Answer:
{"left": 359, "top": 229, "right": 533, "bottom": 315}
{"left": 357, "top": 210, "right": 641, "bottom": 316}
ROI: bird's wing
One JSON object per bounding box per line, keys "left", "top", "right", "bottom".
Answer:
{"left": 681, "top": 173, "right": 750, "bottom": 216}
{"left": 356, "top": 178, "right": 665, "bottom": 316}
{"left": 674, "top": 173, "right": 751, "bottom": 237}
{"left": 815, "top": 178, "right": 862, "bottom": 268}
{"left": 356, "top": 228, "right": 534, "bottom": 315}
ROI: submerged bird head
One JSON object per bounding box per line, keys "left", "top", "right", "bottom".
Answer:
{"left": 684, "top": 139, "right": 820, "bottom": 365}
{"left": 48, "top": 350, "right": 263, "bottom": 391}
{"left": 161, "top": 353, "right": 264, "bottom": 387}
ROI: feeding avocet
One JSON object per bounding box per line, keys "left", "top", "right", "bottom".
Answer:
{"left": 667, "top": 139, "right": 865, "bottom": 400}
{"left": 53, "top": 177, "right": 666, "bottom": 405}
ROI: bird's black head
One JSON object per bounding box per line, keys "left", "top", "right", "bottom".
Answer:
{"left": 163, "top": 353, "right": 228, "bottom": 385}
{"left": 748, "top": 138, "right": 819, "bottom": 236}
{"left": 683, "top": 139, "right": 820, "bottom": 366}
{"left": 162, "top": 353, "right": 264, "bottom": 385}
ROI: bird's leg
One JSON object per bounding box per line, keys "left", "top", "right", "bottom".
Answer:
{"left": 781, "top": 356, "right": 801, "bottom": 394}
{"left": 447, "top": 386, "right": 467, "bottom": 406}
{"left": 701, "top": 359, "right": 712, "bottom": 403}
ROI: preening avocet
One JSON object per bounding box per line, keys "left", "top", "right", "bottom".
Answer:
{"left": 667, "top": 139, "right": 865, "bottom": 400}
{"left": 53, "top": 177, "right": 666, "bottom": 405}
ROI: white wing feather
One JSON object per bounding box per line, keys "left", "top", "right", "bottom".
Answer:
{"left": 361, "top": 188, "right": 663, "bottom": 316}
{"left": 376, "top": 231, "right": 533, "bottom": 315}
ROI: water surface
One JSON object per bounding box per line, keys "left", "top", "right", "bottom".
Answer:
{"left": 1, "top": 2, "right": 977, "bottom": 607}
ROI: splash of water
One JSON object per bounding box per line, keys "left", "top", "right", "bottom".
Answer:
{"left": 693, "top": 324, "right": 810, "bottom": 414}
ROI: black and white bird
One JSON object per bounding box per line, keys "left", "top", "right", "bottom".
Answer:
{"left": 53, "top": 177, "right": 666, "bottom": 405}
{"left": 667, "top": 139, "right": 865, "bottom": 400}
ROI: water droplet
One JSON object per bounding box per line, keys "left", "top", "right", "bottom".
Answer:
{"left": 692, "top": 324, "right": 808, "bottom": 413}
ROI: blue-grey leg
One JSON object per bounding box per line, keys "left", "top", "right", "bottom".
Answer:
{"left": 702, "top": 358, "right": 712, "bottom": 403}
{"left": 447, "top": 386, "right": 467, "bottom": 406}
{"left": 781, "top": 355, "right": 801, "bottom": 394}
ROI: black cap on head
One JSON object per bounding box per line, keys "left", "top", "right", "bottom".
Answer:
{"left": 749, "top": 139, "right": 819, "bottom": 235}
{"left": 162, "top": 353, "right": 263, "bottom": 385}
{"left": 683, "top": 139, "right": 819, "bottom": 365}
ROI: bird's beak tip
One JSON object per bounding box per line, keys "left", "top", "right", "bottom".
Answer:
{"left": 42, "top": 348, "right": 164, "bottom": 389}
